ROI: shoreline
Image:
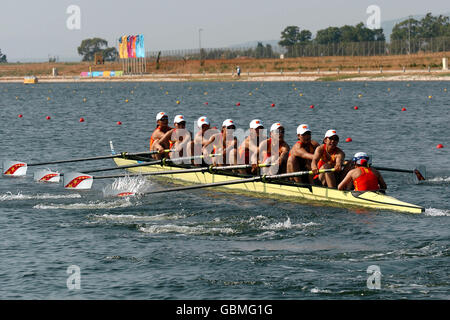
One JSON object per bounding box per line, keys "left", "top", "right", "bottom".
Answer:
{"left": 1, "top": 70, "right": 449, "bottom": 83}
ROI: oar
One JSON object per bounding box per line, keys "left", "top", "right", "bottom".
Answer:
{"left": 124, "top": 169, "right": 335, "bottom": 197}
{"left": 371, "top": 166, "right": 426, "bottom": 181}
{"left": 92, "top": 163, "right": 273, "bottom": 180}
{"left": 62, "top": 153, "right": 222, "bottom": 190}
{"left": 2, "top": 149, "right": 171, "bottom": 177}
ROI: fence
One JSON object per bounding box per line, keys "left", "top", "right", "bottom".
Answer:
{"left": 142, "top": 37, "right": 450, "bottom": 61}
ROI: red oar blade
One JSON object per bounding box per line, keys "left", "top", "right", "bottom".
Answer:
{"left": 34, "top": 169, "right": 61, "bottom": 183}
{"left": 63, "top": 172, "right": 94, "bottom": 190}
{"left": 413, "top": 168, "right": 426, "bottom": 181}
{"left": 2, "top": 160, "right": 28, "bottom": 176}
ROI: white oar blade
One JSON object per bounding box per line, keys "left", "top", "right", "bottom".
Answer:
{"left": 63, "top": 172, "right": 93, "bottom": 190}
{"left": 2, "top": 160, "right": 28, "bottom": 176}
{"left": 34, "top": 169, "right": 61, "bottom": 183}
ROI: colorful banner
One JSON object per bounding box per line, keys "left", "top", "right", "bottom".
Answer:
{"left": 119, "top": 34, "right": 145, "bottom": 58}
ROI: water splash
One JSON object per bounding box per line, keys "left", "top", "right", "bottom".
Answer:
{"left": 91, "top": 212, "right": 186, "bottom": 222}
{"left": 139, "top": 224, "right": 236, "bottom": 235}
{"left": 425, "top": 176, "right": 450, "bottom": 183}
{"left": 0, "top": 191, "right": 81, "bottom": 201}
{"left": 424, "top": 208, "right": 450, "bottom": 217}
{"left": 33, "top": 198, "right": 136, "bottom": 210}
{"left": 102, "top": 175, "right": 149, "bottom": 197}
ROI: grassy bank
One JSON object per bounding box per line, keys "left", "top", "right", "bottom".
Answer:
{"left": 0, "top": 51, "right": 449, "bottom": 78}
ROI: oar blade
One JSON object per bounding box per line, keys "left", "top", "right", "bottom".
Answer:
{"left": 34, "top": 169, "right": 61, "bottom": 183}
{"left": 63, "top": 172, "right": 94, "bottom": 190}
{"left": 413, "top": 166, "right": 426, "bottom": 182}
{"left": 2, "top": 160, "right": 28, "bottom": 176}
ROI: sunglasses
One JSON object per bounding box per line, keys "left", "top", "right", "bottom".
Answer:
{"left": 328, "top": 136, "right": 339, "bottom": 141}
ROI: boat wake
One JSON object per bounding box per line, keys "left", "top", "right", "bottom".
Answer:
{"left": 102, "top": 175, "right": 149, "bottom": 197}
{"left": 91, "top": 212, "right": 187, "bottom": 222}
{"left": 139, "top": 224, "right": 236, "bottom": 235}
{"left": 424, "top": 176, "right": 450, "bottom": 184}
{"left": 0, "top": 191, "right": 81, "bottom": 201}
{"left": 33, "top": 198, "right": 137, "bottom": 210}
{"left": 424, "top": 208, "right": 450, "bottom": 217}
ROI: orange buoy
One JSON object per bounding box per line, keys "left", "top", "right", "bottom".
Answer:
{"left": 79, "top": 118, "right": 85, "bottom": 122}
{"left": 46, "top": 116, "right": 51, "bottom": 120}
{"left": 271, "top": 103, "right": 275, "bottom": 107}
{"left": 309, "top": 105, "right": 314, "bottom": 109}
{"left": 18, "top": 114, "right": 23, "bottom": 118}
{"left": 401, "top": 107, "right": 407, "bottom": 111}
{"left": 346, "top": 137, "right": 352, "bottom": 142}
{"left": 117, "top": 121, "right": 122, "bottom": 125}
{"left": 437, "top": 144, "right": 444, "bottom": 149}
{"left": 236, "top": 102, "right": 240, "bottom": 106}
{"left": 354, "top": 106, "right": 358, "bottom": 110}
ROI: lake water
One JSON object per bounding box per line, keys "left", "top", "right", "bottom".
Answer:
{"left": 0, "top": 80, "right": 448, "bottom": 299}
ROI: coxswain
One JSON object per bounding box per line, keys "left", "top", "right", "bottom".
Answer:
{"left": 338, "top": 152, "right": 387, "bottom": 191}
{"left": 286, "top": 124, "right": 320, "bottom": 183}
{"left": 149, "top": 112, "right": 172, "bottom": 159}
{"left": 311, "top": 129, "right": 346, "bottom": 188}
{"left": 153, "top": 115, "right": 191, "bottom": 159}
{"left": 254, "top": 122, "right": 290, "bottom": 175}
{"left": 203, "top": 119, "right": 238, "bottom": 165}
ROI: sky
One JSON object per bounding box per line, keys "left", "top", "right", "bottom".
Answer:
{"left": 0, "top": 0, "right": 449, "bottom": 61}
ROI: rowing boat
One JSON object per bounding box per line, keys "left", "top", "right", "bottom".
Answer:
{"left": 111, "top": 155, "right": 424, "bottom": 214}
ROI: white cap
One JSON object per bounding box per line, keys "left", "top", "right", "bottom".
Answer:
{"left": 270, "top": 122, "right": 283, "bottom": 132}
{"left": 156, "top": 112, "right": 168, "bottom": 121}
{"left": 297, "top": 124, "right": 311, "bottom": 135}
{"left": 197, "top": 116, "right": 210, "bottom": 128}
{"left": 249, "top": 119, "right": 264, "bottom": 129}
{"left": 174, "top": 115, "right": 185, "bottom": 124}
{"left": 324, "top": 129, "right": 338, "bottom": 139}
{"left": 222, "top": 119, "right": 235, "bottom": 127}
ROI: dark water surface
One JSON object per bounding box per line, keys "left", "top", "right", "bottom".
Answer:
{"left": 0, "top": 81, "right": 448, "bottom": 299}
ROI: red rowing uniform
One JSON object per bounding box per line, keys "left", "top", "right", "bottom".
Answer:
{"left": 353, "top": 167, "right": 379, "bottom": 191}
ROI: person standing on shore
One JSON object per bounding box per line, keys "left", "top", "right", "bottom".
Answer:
{"left": 236, "top": 66, "right": 241, "bottom": 77}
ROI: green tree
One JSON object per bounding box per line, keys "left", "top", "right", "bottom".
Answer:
{"left": 279, "top": 26, "right": 312, "bottom": 56}
{"left": 102, "top": 47, "right": 119, "bottom": 61}
{"left": 315, "top": 27, "right": 342, "bottom": 44}
{"left": 0, "top": 49, "right": 7, "bottom": 63}
{"left": 77, "top": 38, "right": 113, "bottom": 61}
{"left": 255, "top": 42, "right": 264, "bottom": 58}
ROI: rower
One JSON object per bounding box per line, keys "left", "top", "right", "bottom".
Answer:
{"left": 338, "top": 152, "right": 387, "bottom": 191}
{"left": 191, "top": 116, "right": 218, "bottom": 165}
{"left": 149, "top": 112, "right": 172, "bottom": 159}
{"left": 153, "top": 115, "right": 191, "bottom": 159}
{"left": 311, "top": 129, "right": 346, "bottom": 188}
{"left": 203, "top": 119, "right": 238, "bottom": 165}
{"left": 255, "top": 122, "right": 290, "bottom": 175}
{"left": 238, "top": 119, "right": 265, "bottom": 173}
{"left": 286, "top": 124, "right": 319, "bottom": 183}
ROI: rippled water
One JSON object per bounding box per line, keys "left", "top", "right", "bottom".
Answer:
{"left": 0, "top": 81, "right": 448, "bottom": 299}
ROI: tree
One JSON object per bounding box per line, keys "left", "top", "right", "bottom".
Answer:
{"left": 77, "top": 38, "right": 115, "bottom": 61}
{"left": 102, "top": 47, "right": 118, "bottom": 61}
{"left": 279, "top": 26, "right": 312, "bottom": 56}
{"left": 315, "top": 27, "right": 342, "bottom": 44}
{"left": 0, "top": 49, "right": 6, "bottom": 63}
